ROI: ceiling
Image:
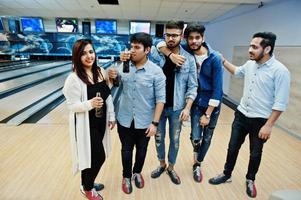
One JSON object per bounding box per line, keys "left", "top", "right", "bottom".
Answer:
{"left": 0, "top": 0, "right": 271, "bottom": 23}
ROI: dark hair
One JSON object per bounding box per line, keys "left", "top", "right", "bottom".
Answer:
{"left": 165, "top": 20, "right": 184, "bottom": 30}
{"left": 130, "top": 32, "right": 153, "bottom": 49}
{"left": 72, "top": 39, "right": 100, "bottom": 85}
{"left": 252, "top": 32, "right": 277, "bottom": 56}
{"left": 184, "top": 23, "right": 206, "bottom": 38}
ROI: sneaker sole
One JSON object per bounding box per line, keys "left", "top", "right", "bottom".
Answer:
{"left": 209, "top": 178, "right": 232, "bottom": 185}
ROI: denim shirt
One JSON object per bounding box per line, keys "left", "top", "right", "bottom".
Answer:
{"left": 192, "top": 42, "right": 224, "bottom": 108}
{"left": 117, "top": 59, "right": 166, "bottom": 129}
{"left": 149, "top": 45, "right": 198, "bottom": 111}
{"left": 235, "top": 56, "right": 290, "bottom": 118}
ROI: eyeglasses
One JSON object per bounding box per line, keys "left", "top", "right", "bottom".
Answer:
{"left": 164, "top": 33, "right": 181, "bottom": 39}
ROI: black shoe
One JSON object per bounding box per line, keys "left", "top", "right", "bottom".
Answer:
{"left": 246, "top": 179, "right": 257, "bottom": 198}
{"left": 208, "top": 173, "right": 232, "bottom": 185}
{"left": 151, "top": 165, "right": 166, "bottom": 178}
{"left": 166, "top": 169, "right": 181, "bottom": 185}
{"left": 193, "top": 165, "right": 203, "bottom": 183}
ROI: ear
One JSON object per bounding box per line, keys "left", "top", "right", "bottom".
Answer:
{"left": 264, "top": 46, "right": 271, "bottom": 55}
{"left": 145, "top": 47, "right": 151, "bottom": 55}
{"left": 202, "top": 35, "right": 205, "bottom": 43}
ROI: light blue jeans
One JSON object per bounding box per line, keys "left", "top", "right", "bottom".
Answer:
{"left": 155, "top": 107, "right": 182, "bottom": 165}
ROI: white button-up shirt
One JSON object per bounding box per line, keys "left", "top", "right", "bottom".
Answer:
{"left": 235, "top": 56, "right": 290, "bottom": 118}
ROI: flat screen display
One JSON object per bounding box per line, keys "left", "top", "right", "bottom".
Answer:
{"left": 55, "top": 18, "right": 78, "bottom": 33}
{"left": 95, "top": 20, "right": 117, "bottom": 34}
{"left": 20, "top": 17, "right": 44, "bottom": 33}
{"left": 0, "top": 18, "right": 4, "bottom": 32}
{"left": 130, "top": 21, "right": 150, "bottom": 34}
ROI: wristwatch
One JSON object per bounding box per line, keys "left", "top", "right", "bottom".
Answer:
{"left": 152, "top": 121, "right": 159, "bottom": 126}
{"left": 204, "top": 113, "right": 211, "bottom": 119}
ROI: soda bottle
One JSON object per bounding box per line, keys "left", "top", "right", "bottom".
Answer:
{"left": 95, "top": 92, "right": 103, "bottom": 118}
{"left": 123, "top": 48, "right": 130, "bottom": 73}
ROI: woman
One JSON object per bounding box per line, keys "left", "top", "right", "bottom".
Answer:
{"left": 63, "top": 39, "right": 115, "bottom": 200}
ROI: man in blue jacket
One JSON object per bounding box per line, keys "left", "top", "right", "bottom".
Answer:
{"left": 157, "top": 23, "right": 223, "bottom": 183}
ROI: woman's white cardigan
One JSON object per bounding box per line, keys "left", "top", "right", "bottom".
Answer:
{"left": 63, "top": 72, "right": 115, "bottom": 175}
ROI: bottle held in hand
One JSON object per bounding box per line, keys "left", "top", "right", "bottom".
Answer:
{"left": 95, "top": 92, "right": 103, "bottom": 118}
{"left": 123, "top": 48, "right": 130, "bottom": 73}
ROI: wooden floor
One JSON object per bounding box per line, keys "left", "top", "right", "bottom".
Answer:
{"left": 1, "top": 104, "right": 301, "bottom": 200}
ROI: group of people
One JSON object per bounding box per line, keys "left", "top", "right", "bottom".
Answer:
{"left": 63, "top": 20, "right": 290, "bottom": 200}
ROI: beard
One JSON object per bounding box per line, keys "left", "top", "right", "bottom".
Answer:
{"left": 166, "top": 39, "right": 181, "bottom": 49}
{"left": 250, "top": 51, "right": 264, "bottom": 62}
{"left": 189, "top": 43, "right": 202, "bottom": 51}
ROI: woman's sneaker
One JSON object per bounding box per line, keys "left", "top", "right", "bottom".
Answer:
{"left": 82, "top": 188, "right": 103, "bottom": 200}
{"left": 132, "top": 173, "right": 145, "bottom": 188}
{"left": 80, "top": 183, "right": 104, "bottom": 195}
{"left": 122, "top": 178, "right": 133, "bottom": 194}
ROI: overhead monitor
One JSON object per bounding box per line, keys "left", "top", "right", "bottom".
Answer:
{"left": 20, "top": 17, "right": 44, "bottom": 33}
{"left": 95, "top": 20, "right": 117, "bottom": 34}
{"left": 55, "top": 18, "right": 78, "bottom": 33}
{"left": 129, "top": 21, "right": 150, "bottom": 34}
{"left": 0, "top": 18, "right": 4, "bottom": 32}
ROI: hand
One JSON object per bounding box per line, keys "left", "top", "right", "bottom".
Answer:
{"left": 90, "top": 96, "right": 103, "bottom": 108}
{"left": 258, "top": 124, "right": 272, "bottom": 140}
{"left": 199, "top": 115, "right": 210, "bottom": 128}
{"left": 179, "top": 108, "right": 190, "bottom": 121}
{"left": 145, "top": 124, "right": 157, "bottom": 137}
{"left": 170, "top": 53, "right": 186, "bottom": 66}
{"left": 108, "top": 68, "right": 118, "bottom": 79}
{"left": 120, "top": 51, "right": 131, "bottom": 62}
{"left": 218, "top": 52, "right": 226, "bottom": 65}
{"left": 108, "top": 121, "right": 116, "bottom": 130}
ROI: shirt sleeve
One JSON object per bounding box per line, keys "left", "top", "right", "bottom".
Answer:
{"left": 208, "top": 55, "right": 224, "bottom": 107}
{"left": 185, "top": 55, "right": 198, "bottom": 100}
{"left": 234, "top": 61, "right": 249, "bottom": 78}
{"left": 154, "top": 68, "right": 166, "bottom": 104}
{"left": 272, "top": 68, "right": 290, "bottom": 111}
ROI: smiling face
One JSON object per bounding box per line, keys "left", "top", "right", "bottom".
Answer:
{"left": 80, "top": 44, "right": 95, "bottom": 69}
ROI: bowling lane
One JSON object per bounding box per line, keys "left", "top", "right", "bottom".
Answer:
{"left": 0, "top": 73, "right": 69, "bottom": 121}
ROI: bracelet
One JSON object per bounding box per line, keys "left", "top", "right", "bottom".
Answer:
{"left": 152, "top": 121, "right": 159, "bottom": 127}
{"left": 168, "top": 52, "right": 173, "bottom": 58}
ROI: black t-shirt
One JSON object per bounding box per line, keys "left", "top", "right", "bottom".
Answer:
{"left": 162, "top": 56, "right": 176, "bottom": 108}
{"left": 87, "top": 81, "right": 110, "bottom": 129}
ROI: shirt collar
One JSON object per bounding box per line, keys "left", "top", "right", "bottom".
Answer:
{"left": 258, "top": 55, "right": 275, "bottom": 68}
{"left": 132, "top": 59, "right": 149, "bottom": 72}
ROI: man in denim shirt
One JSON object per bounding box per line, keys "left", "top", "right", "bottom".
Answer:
{"left": 149, "top": 20, "right": 198, "bottom": 185}
{"left": 157, "top": 23, "right": 224, "bottom": 183}
{"left": 108, "top": 33, "right": 166, "bottom": 194}
{"left": 209, "top": 32, "right": 290, "bottom": 198}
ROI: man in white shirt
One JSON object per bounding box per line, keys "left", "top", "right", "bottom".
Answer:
{"left": 208, "top": 32, "right": 290, "bottom": 198}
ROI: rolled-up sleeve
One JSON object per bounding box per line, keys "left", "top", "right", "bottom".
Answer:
{"left": 272, "top": 69, "right": 290, "bottom": 111}
{"left": 234, "top": 62, "right": 248, "bottom": 78}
